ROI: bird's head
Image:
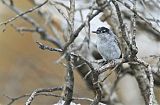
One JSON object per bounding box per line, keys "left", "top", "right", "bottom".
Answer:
{"left": 92, "top": 27, "right": 110, "bottom": 34}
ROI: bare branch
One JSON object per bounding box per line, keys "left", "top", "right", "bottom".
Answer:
{"left": 111, "top": 0, "right": 131, "bottom": 50}
{"left": 1, "top": 0, "right": 62, "bottom": 48}
{"left": 49, "top": 1, "right": 70, "bottom": 10}
{"left": 0, "top": 0, "right": 48, "bottom": 26}
{"left": 36, "top": 42, "right": 62, "bottom": 52}
{"left": 117, "top": 0, "right": 160, "bottom": 36}
{"left": 63, "top": 1, "right": 75, "bottom": 105}
{"left": 25, "top": 87, "right": 63, "bottom": 105}
{"left": 148, "top": 66, "right": 156, "bottom": 105}
{"left": 53, "top": 5, "right": 72, "bottom": 29}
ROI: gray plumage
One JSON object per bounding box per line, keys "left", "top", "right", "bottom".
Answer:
{"left": 93, "top": 27, "right": 121, "bottom": 61}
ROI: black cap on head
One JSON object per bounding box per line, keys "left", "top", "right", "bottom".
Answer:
{"left": 92, "top": 27, "right": 110, "bottom": 34}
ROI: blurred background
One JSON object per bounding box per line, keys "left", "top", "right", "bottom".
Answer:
{"left": 0, "top": 0, "right": 160, "bottom": 105}
{"left": 0, "top": 1, "right": 94, "bottom": 105}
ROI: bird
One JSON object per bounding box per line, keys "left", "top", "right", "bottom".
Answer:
{"left": 92, "top": 27, "right": 121, "bottom": 62}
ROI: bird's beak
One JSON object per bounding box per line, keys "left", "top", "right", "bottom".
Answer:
{"left": 92, "top": 31, "right": 97, "bottom": 33}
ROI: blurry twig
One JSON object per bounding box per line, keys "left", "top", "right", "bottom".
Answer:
{"left": 0, "top": 0, "right": 48, "bottom": 26}
{"left": 11, "top": 24, "right": 36, "bottom": 33}
{"left": 49, "top": 1, "right": 69, "bottom": 10}
{"left": 54, "top": 5, "right": 72, "bottom": 30}
{"left": 117, "top": 0, "right": 160, "bottom": 36}
{"left": 85, "top": 1, "right": 96, "bottom": 48}
{"left": 1, "top": 0, "right": 62, "bottom": 48}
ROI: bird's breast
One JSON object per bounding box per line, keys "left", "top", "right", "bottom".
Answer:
{"left": 97, "top": 36, "right": 121, "bottom": 61}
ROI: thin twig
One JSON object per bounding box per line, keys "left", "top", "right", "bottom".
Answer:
{"left": 148, "top": 66, "right": 158, "bottom": 105}
{"left": 4, "top": 94, "right": 30, "bottom": 105}
{"left": 100, "top": 64, "right": 120, "bottom": 83}
{"left": 97, "top": 59, "right": 124, "bottom": 74}
{"left": 5, "top": 89, "right": 105, "bottom": 105}
{"left": 54, "top": 5, "right": 72, "bottom": 29}
{"left": 25, "top": 87, "right": 63, "bottom": 105}
{"left": 111, "top": 0, "right": 131, "bottom": 48}
{"left": 63, "top": 53, "right": 74, "bottom": 105}
{"left": 117, "top": 0, "right": 160, "bottom": 35}
{"left": 49, "top": 1, "right": 70, "bottom": 10}
{"left": 63, "top": 1, "right": 75, "bottom": 105}
{"left": 130, "top": 0, "right": 138, "bottom": 57}
{"left": 85, "top": 1, "right": 96, "bottom": 48}
{"left": 11, "top": 24, "right": 36, "bottom": 33}
{"left": 0, "top": 0, "right": 48, "bottom": 26}
{"left": 2, "top": 0, "right": 62, "bottom": 48}
{"left": 36, "top": 42, "right": 62, "bottom": 52}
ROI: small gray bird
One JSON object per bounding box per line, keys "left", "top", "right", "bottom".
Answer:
{"left": 92, "top": 27, "right": 121, "bottom": 62}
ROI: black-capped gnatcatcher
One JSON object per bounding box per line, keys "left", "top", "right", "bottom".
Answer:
{"left": 92, "top": 27, "right": 121, "bottom": 62}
